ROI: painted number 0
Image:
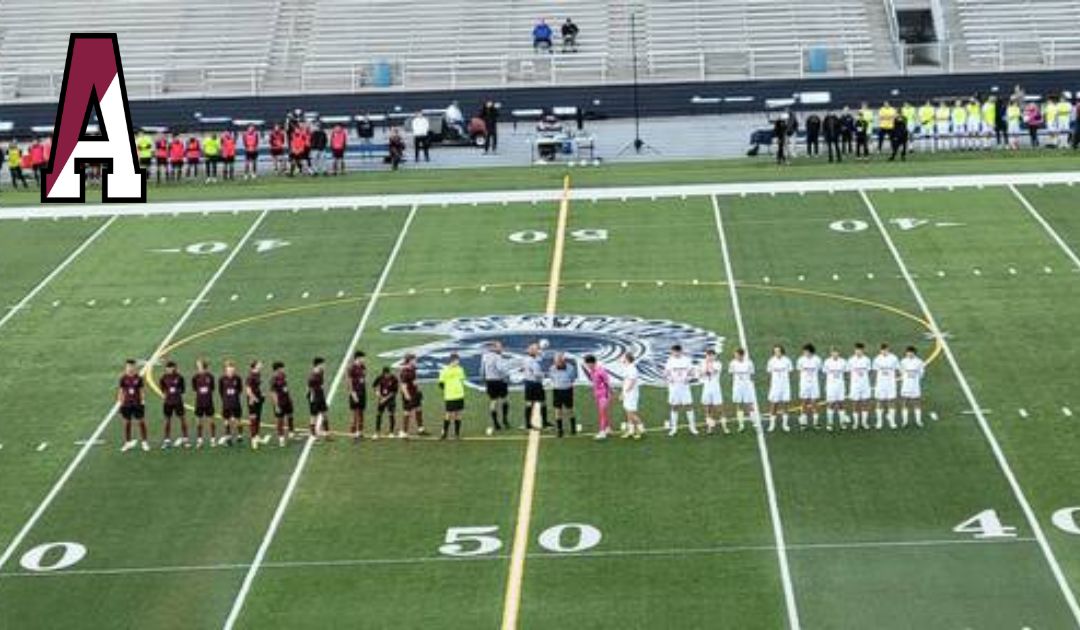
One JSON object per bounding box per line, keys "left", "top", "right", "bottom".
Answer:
{"left": 537, "top": 523, "right": 602, "bottom": 553}
{"left": 439, "top": 523, "right": 601, "bottom": 557}
{"left": 19, "top": 542, "right": 87, "bottom": 572}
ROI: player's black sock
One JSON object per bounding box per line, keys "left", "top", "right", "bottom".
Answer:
{"left": 375, "top": 413, "right": 382, "bottom": 433}
{"left": 570, "top": 417, "right": 578, "bottom": 434}
{"left": 490, "top": 409, "right": 499, "bottom": 430}
{"left": 389, "top": 416, "right": 396, "bottom": 433}
{"left": 441, "top": 420, "right": 449, "bottom": 439}
{"left": 501, "top": 401, "right": 509, "bottom": 427}
{"left": 453, "top": 420, "right": 461, "bottom": 437}
{"left": 556, "top": 419, "right": 564, "bottom": 437}
{"left": 541, "top": 406, "right": 550, "bottom": 428}
{"left": 524, "top": 406, "right": 531, "bottom": 429}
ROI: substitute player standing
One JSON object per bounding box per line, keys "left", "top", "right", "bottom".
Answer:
{"left": 270, "top": 361, "right": 295, "bottom": 447}
{"left": 481, "top": 341, "right": 510, "bottom": 431}
{"left": 822, "top": 348, "right": 848, "bottom": 431}
{"left": 308, "top": 357, "right": 329, "bottom": 441}
{"left": 438, "top": 353, "right": 467, "bottom": 440}
{"left": 766, "top": 345, "right": 793, "bottom": 432}
{"left": 796, "top": 343, "right": 822, "bottom": 429}
{"left": 159, "top": 360, "right": 189, "bottom": 449}
{"left": 698, "top": 348, "right": 726, "bottom": 434}
{"left": 219, "top": 360, "right": 244, "bottom": 446}
{"left": 872, "top": 343, "right": 901, "bottom": 429}
{"left": 900, "top": 346, "right": 926, "bottom": 427}
{"left": 549, "top": 352, "right": 577, "bottom": 437}
{"left": 347, "top": 351, "right": 368, "bottom": 442}
{"left": 372, "top": 366, "right": 399, "bottom": 439}
{"left": 117, "top": 359, "right": 149, "bottom": 452}
{"left": 665, "top": 344, "right": 697, "bottom": 436}
{"left": 246, "top": 360, "right": 265, "bottom": 450}
{"left": 192, "top": 359, "right": 216, "bottom": 448}
{"left": 848, "top": 343, "right": 873, "bottom": 430}
{"left": 620, "top": 353, "right": 644, "bottom": 439}
{"left": 729, "top": 348, "right": 756, "bottom": 431}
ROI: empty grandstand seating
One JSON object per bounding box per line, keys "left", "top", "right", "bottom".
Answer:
{"left": 950, "top": 0, "right": 1080, "bottom": 68}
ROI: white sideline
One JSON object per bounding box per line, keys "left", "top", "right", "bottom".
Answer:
{"left": 859, "top": 190, "right": 1080, "bottom": 627}
{"left": 711, "top": 194, "right": 801, "bottom": 630}
{"left": 1008, "top": 185, "right": 1080, "bottom": 271}
{"left": 3, "top": 171, "right": 1080, "bottom": 221}
{"left": 0, "top": 215, "right": 116, "bottom": 332}
{"left": 0, "top": 210, "right": 269, "bottom": 572}
{"left": 222, "top": 203, "right": 419, "bottom": 630}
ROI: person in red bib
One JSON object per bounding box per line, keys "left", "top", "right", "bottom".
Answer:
{"left": 269, "top": 124, "right": 286, "bottom": 174}
{"left": 168, "top": 133, "right": 185, "bottom": 181}
{"left": 289, "top": 124, "right": 308, "bottom": 176}
{"left": 221, "top": 131, "right": 237, "bottom": 181}
{"left": 155, "top": 133, "right": 169, "bottom": 183}
{"left": 185, "top": 136, "right": 202, "bottom": 179}
{"left": 28, "top": 139, "right": 45, "bottom": 187}
{"left": 330, "top": 124, "right": 348, "bottom": 175}
{"left": 243, "top": 125, "right": 260, "bottom": 178}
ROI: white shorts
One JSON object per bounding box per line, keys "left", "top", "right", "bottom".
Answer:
{"left": 1058, "top": 119, "right": 1071, "bottom": 133}
{"left": 825, "top": 381, "right": 846, "bottom": 404}
{"left": 700, "top": 383, "right": 723, "bottom": 406}
{"left": 874, "top": 381, "right": 897, "bottom": 401}
{"left": 1008, "top": 120, "right": 1021, "bottom": 135}
{"left": 622, "top": 390, "right": 640, "bottom": 413}
{"left": 937, "top": 122, "right": 951, "bottom": 136}
{"left": 849, "top": 381, "right": 872, "bottom": 402}
{"left": 901, "top": 381, "right": 922, "bottom": 399}
{"left": 732, "top": 382, "right": 755, "bottom": 405}
{"left": 799, "top": 380, "right": 820, "bottom": 401}
{"left": 966, "top": 120, "right": 982, "bottom": 134}
{"left": 668, "top": 384, "right": 692, "bottom": 406}
{"left": 768, "top": 381, "right": 791, "bottom": 404}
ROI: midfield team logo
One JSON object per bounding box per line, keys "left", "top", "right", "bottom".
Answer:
{"left": 42, "top": 33, "right": 146, "bottom": 203}
{"left": 379, "top": 314, "right": 725, "bottom": 387}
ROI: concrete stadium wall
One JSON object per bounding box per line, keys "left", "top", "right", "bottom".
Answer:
{"left": 0, "top": 69, "right": 1077, "bottom": 135}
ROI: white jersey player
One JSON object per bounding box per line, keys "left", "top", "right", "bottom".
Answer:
{"left": 698, "top": 349, "right": 726, "bottom": 434}
{"left": 848, "top": 343, "right": 873, "bottom": 430}
{"left": 796, "top": 343, "right": 822, "bottom": 429}
{"left": 766, "top": 346, "right": 793, "bottom": 432}
{"left": 620, "top": 353, "right": 644, "bottom": 439}
{"left": 900, "top": 346, "right": 926, "bottom": 427}
{"left": 729, "top": 348, "right": 756, "bottom": 431}
{"left": 822, "top": 348, "right": 848, "bottom": 430}
{"left": 664, "top": 345, "right": 697, "bottom": 436}
{"left": 872, "top": 343, "right": 901, "bottom": 429}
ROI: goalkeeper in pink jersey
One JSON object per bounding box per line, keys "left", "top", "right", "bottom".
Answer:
{"left": 583, "top": 355, "right": 612, "bottom": 440}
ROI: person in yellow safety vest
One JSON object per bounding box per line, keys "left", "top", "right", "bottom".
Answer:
{"left": 7, "top": 143, "right": 29, "bottom": 188}
{"left": 918, "top": 100, "right": 936, "bottom": 151}
{"left": 1006, "top": 99, "right": 1023, "bottom": 150}
{"left": 935, "top": 101, "right": 951, "bottom": 151}
{"left": 135, "top": 132, "right": 153, "bottom": 172}
{"left": 877, "top": 101, "right": 897, "bottom": 153}
{"left": 202, "top": 133, "right": 221, "bottom": 182}
{"left": 1042, "top": 97, "right": 1058, "bottom": 148}
{"left": 858, "top": 102, "right": 874, "bottom": 129}
{"left": 980, "top": 96, "right": 996, "bottom": 149}
{"left": 1055, "top": 98, "right": 1071, "bottom": 148}
{"left": 950, "top": 100, "right": 967, "bottom": 150}
{"left": 964, "top": 98, "right": 981, "bottom": 149}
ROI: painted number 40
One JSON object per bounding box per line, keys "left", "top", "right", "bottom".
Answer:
{"left": 438, "top": 523, "right": 602, "bottom": 557}
{"left": 954, "top": 507, "right": 1080, "bottom": 539}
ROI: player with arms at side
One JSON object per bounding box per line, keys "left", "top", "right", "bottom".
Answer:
{"left": 796, "top": 343, "right": 822, "bottom": 429}
{"left": 729, "top": 348, "right": 757, "bottom": 431}
{"left": 699, "top": 348, "right": 726, "bottom": 434}
{"left": 582, "top": 354, "right": 612, "bottom": 440}
{"left": 620, "top": 353, "right": 644, "bottom": 440}
{"left": 192, "top": 358, "right": 216, "bottom": 448}
{"left": 822, "top": 348, "right": 848, "bottom": 431}
{"left": 900, "top": 346, "right": 926, "bottom": 427}
{"left": 481, "top": 341, "right": 510, "bottom": 432}
{"left": 159, "top": 360, "right": 189, "bottom": 449}
{"left": 372, "top": 366, "right": 399, "bottom": 439}
{"left": 665, "top": 344, "right": 697, "bottom": 436}
{"left": 118, "top": 359, "right": 150, "bottom": 452}
{"left": 246, "top": 360, "right": 266, "bottom": 450}
{"left": 399, "top": 354, "right": 426, "bottom": 438}
{"left": 347, "top": 351, "right": 368, "bottom": 442}
{"left": 438, "top": 353, "right": 467, "bottom": 440}
{"left": 219, "top": 360, "right": 245, "bottom": 446}
{"left": 873, "top": 343, "right": 901, "bottom": 430}
{"left": 848, "top": 343, "right": 873, "bottom": 430}
{"left": 308, "top": 357, "right": 330, "bottom": 441}
{"left": 521, "top": 343, "right": 548, "bottom": 431}
{"left": 766, "top": 345, "right": 794, "bottom": 432}
{"left": 270, "top": 361, "right": 295, "bottom": 447}
{"left": 549, "top": 352, "right": 577, "bottom": 437}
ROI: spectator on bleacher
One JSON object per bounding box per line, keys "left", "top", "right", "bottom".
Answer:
{"left": 839, "top": 107, "right": 855, "bottom": 154}
{"left": 243, "top": 125, "right": 260, "bottom": 179}
{"left": 169, "top": 133, "right": 185, "bottom": 181}
{"left": 221, "top": 131, "right": 237, "bottom": 181}
{"left": 411, "top": 111, "right": 431, "bottom": 163}
{"left": 185, "top": 135, "right": 202, "bottom": 179}
{"left": 561, "top": 18, "right": 580, "bottom": 53}
{"left": 804, "top": 114, "right": 820, "bottom": 157}
{"left": 6, "top": 143, "right": 29, "bottom": 189}
{"left": 203, "top": 133, "right": 221, "bottom": 183}
{"left": 822, "top": 112, "right": 842, "bottom": 163}
{"left": 388, "top": 127, "right": 405, "bottom": 170}
{"left": 1024, "top": 101, "right": 1043, "bottom": 148}
{"left": 356, "top": 112, "right": 375, "bottom": 145}
{"left": 481, "top": 100, "right": 499, "bottom": 154}
{"left": 533, "top": 19, "right": 553, "bottom": 53}
{"left": 270, "top": 124, "right": 286, "bottom": 174}
{"left": 310, "top": 124, "right": 328, "bottom": 176}
{"left": 330, "top": 124, "right": 348, "bottom": 175}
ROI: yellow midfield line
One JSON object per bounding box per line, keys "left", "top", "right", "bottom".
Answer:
{"left": 501, "top": 175, "right": 571, "bottom": 630}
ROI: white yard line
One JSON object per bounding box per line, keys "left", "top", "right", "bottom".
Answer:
{"left": 500, "top": 176, "right": 572, "bottom": 630}
{"left": 859, "top": 190, "right": 1080, "bottom": 627}
{"left": 0, "top": 215, "right": 116, "bottom": 332}
{"left": 1007, "top": 184, "right": 1080, "bottom": 271}
{"left": 711, "top": 194, "right": 801, "bottom": 630}
{"left": 4, "top": 172, "right": 1080, "bottom": 221}
{"left": 0, "top": 210, "right": 269, "bottom": 572}
{"left": 0, "top": 536, "right": 1037, "bottom": 580}
{"left": 222, "top": 203, "right": 419, "bottom": 630}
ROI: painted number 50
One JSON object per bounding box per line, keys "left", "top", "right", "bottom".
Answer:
{"left": 439, "top": 523, "right": 601, "bottom": 557}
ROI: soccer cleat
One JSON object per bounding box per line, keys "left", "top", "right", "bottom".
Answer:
{"left": 120, "top": 440, "right": 137, "bottom": 452}
{"left": 141, "top": 441, "right": 150, "bottom": 452}
{"left": 765, "top": 417, "right": 776, "bottom": 433}
{"left": 688, "top": 424, "right": 699, "bottom": 436}
{"left": 632, "top": 432, "right": 643, "bottom": 440}
{"left": 667, "top": 426, "right": 678, "bottom": 437}
{"left": 397, "top": 430, "right": 408, "bottom": 439}
{"left": 620, "top": 429, "right": 633, "bottom": 439}
{"left": 161, "top": 439, "right": 171, "bottom": 450}
{"left": 416, "top": 427, "right": 428, "bottom": 436}
{"left": 914, "top": 418, "right": 924, "bottom": 428}
{"left": 593, "top": 431, "right": 608, "bottom": 441}
{"left": 782, "top": 419, "right": 791, "bottom": 432}
{"left": 251, "top": 438, "right": 260, "bottom": 451}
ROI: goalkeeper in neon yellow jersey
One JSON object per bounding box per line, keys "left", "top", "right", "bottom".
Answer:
{"left": 438, "top": 353, "right": 467, "bottom": 439}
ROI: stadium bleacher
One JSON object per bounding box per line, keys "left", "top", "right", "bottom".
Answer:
{"left": 951, "top": 0, "right": 1080, "bottom": 69}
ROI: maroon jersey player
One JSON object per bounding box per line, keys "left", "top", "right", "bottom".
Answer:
{"left": 117, "top": 359, "right": 149, "bottom": 452}
{"left": 246, "top": 360, "right": 265, "bottom": 449}
{"left": 347, "top": 351, "right": 368, "bottom": 441}
{"left": 308, "top": 357, "right": 329, "bottom": 440}
{"left": 219, "top": 360, "right": 244, "bottom": 446}
{"left": 192, "top": 358, "right": 217, "bottom": 448}
{"left": 270, "top": 361, "right": 294, "bottom": 447}
{"left": 372, "top": 366, "right": 399, "bottom": 439}
{"left": 159, "top": 360, "right": 189, "bottom": 448}
{"left": 398, "top": 354, "right": 426, "bottom": 438}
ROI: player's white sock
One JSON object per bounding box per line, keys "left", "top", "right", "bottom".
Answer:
{"left": 798, "top": 413, "right": 807, "bottom": 428}
{"left": 812, "top": 411, "right": 820, "bottom": 428}
{"left": 736, "top": 409, "right": 745, "bottom": 431}
{"left": 901, "top": 407, "right": 909, "bottom": 426}
{"left": 669, "top": 411, "right": 678, "bottom": 434}
{"left": 782, "top": 413, "right": 790, "bottom": 432}
{"left": 914, "top": 409, "right": 923, "bottom": 427}
{"left": 887, "top": 408, "right": 896, "bottom": 429}
{"left": 687, "top": 411, "right": 697, "bottom": 435}
{"left": 861, "top": 411, "right": 870, "bottom": 429}
{"left": 874, "top": 408, "right": 883, "bottom": 429}
{"left": 720, "top": 416, "right": 730, "bottom": 434}
{"left": 765, "top": 414, "right": 775, "bottom": 432}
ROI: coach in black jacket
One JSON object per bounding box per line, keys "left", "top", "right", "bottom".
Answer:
{"left": 822, "top": 112, "right": 842, "bottom": 163}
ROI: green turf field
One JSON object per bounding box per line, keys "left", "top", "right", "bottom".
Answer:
{"left": 1, "top": 156, "right": 1079, "bottom": 630}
